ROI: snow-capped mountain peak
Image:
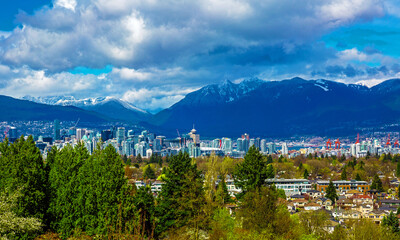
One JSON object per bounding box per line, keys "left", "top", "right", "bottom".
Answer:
{"left": 22, "top": 95, "right": 149, "bottom": 114}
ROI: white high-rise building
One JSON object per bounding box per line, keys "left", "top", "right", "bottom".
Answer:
{"left": 76, "top": 128, "right": 86, "bottom": 141}
{"left": 350, "top": 144, "right": 356, "bottom": 156}
{"left": 282, "top": 142, "right": 288, "bottom": 155}
{"left": 222, "top": 138, "right": 232, "bottom": 153}
{"left": 260, "top": 139, "right": 267, "bottom": 153}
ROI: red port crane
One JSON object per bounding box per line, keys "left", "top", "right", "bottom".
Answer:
{"left": 395, "top": 139, "right": 399, "bottom": 148}
{"left": 355, "top": 133, "right": 360, "bottom": 144}
{"left": 335, "top": 138, "right": 341, "bottom": 149}
{"left": 326, "top": 139, "right": 332, "bottom": 149}
{"left": 386, "top": 133, "right": 391, "bottom": 147}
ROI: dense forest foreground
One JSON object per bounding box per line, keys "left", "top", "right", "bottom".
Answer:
{"left": 1, "top": 136, "right": 400, "bottom": 239}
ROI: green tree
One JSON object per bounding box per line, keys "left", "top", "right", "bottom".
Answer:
{"left": 382, "top": 211, "right": 399, "bottom": 234}
{"left": 341, "top": 167, "right": 347, "bottom": 180}
{"left": 0, "top": 136, "right": 48, "bottom": 222}
{"left": 215, "top": 175, "right": 232, "bottom": 206}
{"left": 325, "top": 181, "right": 338, "bottom": 205}
{"left": 266, "top": 164, "right": 275, "bottom": 179}
{"left": 155, "top": 152, "right": 205, "bottom": 238}
{"left": 233, "top": 145, "right": 269, "bottom": 197}
{"left": 303, "top": 169, "right": 309, "bottom": 179}
{"left": 355, "top": 173, "right": 362, "bottom": 181}
{"left": 74, "top": 144, "right": 130, "bottom": 236}
{"left": 396, "top": 161, "right": 400, "bottom": 178}
{"left": 299, "top": 210, "right": 329, "bottom": 237}
{"left": 236, "top": 186, "right": 278, "bottom": 233}
{"left": 371, "top": 174, "right": 384, "bottom": 192}
{"left": 0, "top": 190, "right": 42, "bottom": 239}
{"left": 143, "top": 165, "right": 156, "bottom": 179}
{"left": 133, "top": 186, "right": 155, "bottom": 238}
{"left": 136, "top": 153, "right": 143, "bottom": 163}
{"left": 48, "top": 143, "right": 88, "bottom": 236}
{"left": 266, "top": 155, "right": 273, "bottom": 164}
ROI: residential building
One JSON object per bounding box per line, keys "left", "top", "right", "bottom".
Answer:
{"left": 266, "top": 178, "right": 312, "bottom": 196}
{"left": 316, "top": 180, "right": 370, "bottom": 194}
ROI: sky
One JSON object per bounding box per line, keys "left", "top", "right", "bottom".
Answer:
{"left": 1, "top": 0, "right": 400, "bottom": 113}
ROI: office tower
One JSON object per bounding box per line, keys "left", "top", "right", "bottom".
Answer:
{"left": 237, "top": 138, "right": 244, "bottom": 152}
{"left": 53, "top": 119, "right": 61, "bottom": 140}
{"left": 255, "top": 137, "right": 261, "bottom": 150}
{"left": 76, "top": 128, "right": 86, "bottom": 141}
{"left": 243, "top": 137, "right": 249, "bottom": 152}
{"left": 249, "top": 138, "right": 255, "bottom": 148}
{"left": 116, "top": 127, "right": 126, "bottom": 145}
{"left": 268, "top": 142, "right": 276, "bottom": 154}
{"left": 213, "top": 139, "right": 221, "bottom": 148}
{"left": 260, "top": 139, "right": 267, "bottom": 153}
{"left": 9, "top": 127, "right": 17, "bottom": 141}
{"left": 112, "top": 126, "right": 117, "bottom": 139}
{"left": 222, "top": 137, "right": 232, "bottom": 153}
{"left": 101, "top": 130, "right": 112, "bottom": 141}
{"left": 154, "top": 136, "right": 165, "bottom": 152}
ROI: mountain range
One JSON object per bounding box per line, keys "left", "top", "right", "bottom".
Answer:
{"left": 0, "top": 95, "right": 108, "bottom": 122}
{"left": 151, "top": 77, "right": 400, "bottom": 137}
{"left": 22, "top": 96, "right": 151, "bottom": 123}
{"left": 4, "top": 77, "right": 400, "bottom": 137}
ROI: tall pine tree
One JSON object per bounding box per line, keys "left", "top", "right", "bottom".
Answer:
{"left": 325, "top": 180, "right": 338, "bottom": 205}
{"left": 0, "top": 136, "right": 48, "bottom": 222}
{"left": 233, "top": 145, "right": 269, "bottom": 197}
{"left": 155, "top": 152, "right": 205, "bottom": 237}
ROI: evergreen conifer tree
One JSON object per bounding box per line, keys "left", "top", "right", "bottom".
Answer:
{"left": 234, "top": 145, "right": 269, "bottom": 196}
{"left": 155, "top": 152, "right": 205, "bottom": 237}
{"left": 355, "top": 173, "right": 362, "bottom": 181}
{"left": 396, "top": 161, "right": 400, "bottom": 178}
{"left": 371, "top": 174, "right": 384, "bottom": 192}
{"left": 0, "top": 136, "right": 48, "bottom": 222}
{"left": 133, "top": 186, "right": 155, "bottom": 238}
{"left": 303, "top": 169, "right": 309, "bottom": 179}
{"left": 341, "top": 167, "right": 347, "bottom": 180}
{"left": 325, "top": 180, "right": 338, "bottom": 205}
{"left": 144, "top": 165, "right": 156, "bottom": 179}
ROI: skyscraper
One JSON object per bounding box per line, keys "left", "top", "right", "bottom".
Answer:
{"left": 281, "top": 142, "right": 288, "bottom": 155}
{"left": 222, "top": 137, "right": 232, "bottom": 153}
{"left": 268, "top": 142, "right": 276, "bottom": 154}
{"left": 9, "top": 127, "right": 17, "bottom": 142}
{"left": 76, "top": 128, "right": 86, "bottom": 141}
{"left": 260, "top": 139, "right": 267, "bottom": 153}
{"left": 53, "top": 119, "right": 61, "bottom": 140}
{"left": 117, "top": 127, "right": 126, "bottom": 145}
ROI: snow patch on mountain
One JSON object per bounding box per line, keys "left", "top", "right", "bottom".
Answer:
{"left": 22, "top": 95, "right": 149, "bottom": 114}
{"left": 355, "top": 79, "right": 385, "bottom": 88}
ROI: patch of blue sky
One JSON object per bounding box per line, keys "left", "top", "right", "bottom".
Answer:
{"left": 0, "top": 0, "right": 52, "bottom": 30}
{"left": 69, "top": 65, "right": 113, "bottom": 75}
{"left": 321, "top": 15, "right": 400, "bottom": 58}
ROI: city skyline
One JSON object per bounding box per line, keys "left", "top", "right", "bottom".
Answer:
{"left": 1, "top": 0, "right": 400, "bottom": 113}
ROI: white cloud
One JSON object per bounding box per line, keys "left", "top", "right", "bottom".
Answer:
{"left": 319, "top": 0, "right": 384, "bottom": 27}
{"left": 0, "top": 0, "right": 395, "bottom": 112}
{"left": 338, "top": 48, "right": 368, "bottom": 61}
{"left": 122, "top": 87, "right": 198, "bottom": 112}
{"left": 54, "top": 0, "right": 77, "bottom": 11}
{"left": 0, "top": 0, "right": 386, "bottom": 72}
